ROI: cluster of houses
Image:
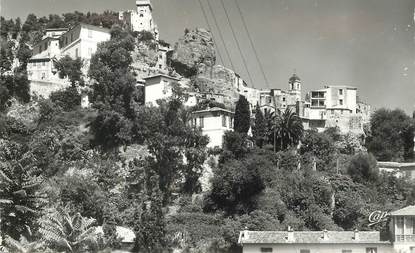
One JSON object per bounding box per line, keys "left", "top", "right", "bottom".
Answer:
{"left": 27, "top": 1, "right": 372, "bottom": 149}
{"left": 22, "top": 1, "right": 415, "bottom": 252}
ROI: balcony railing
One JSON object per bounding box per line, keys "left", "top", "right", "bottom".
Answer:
{"left": 395, "top": 234, "right": 415, "bottom": 242}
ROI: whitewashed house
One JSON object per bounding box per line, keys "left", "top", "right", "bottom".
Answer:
{"left": 27, "top": 23, "right": 111, "bottom": 98}
{"left": 191, "top": 107, "right": 234, "bottom": 148}
{"left": 239, "top": 205, "right": 415, "bottom": 253}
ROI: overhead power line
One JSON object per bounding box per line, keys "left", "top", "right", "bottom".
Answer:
{"left": 233, "top": 0, "right": 270, "bottom": 89}
{"left": 205, "top": 0, "right": 236, "bottom": 71}
{"left": 219, "top": 0, "right": 254, "bottom": 87}
{"left": 197, "top": 0, "right": 225, "bottom": 66}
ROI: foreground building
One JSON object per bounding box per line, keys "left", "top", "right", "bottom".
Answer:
{"left": 238, "top": 205, "right": 415, "bottom": 253}
{"left": 191, "top": 107, "right": 234, "bottom": 148}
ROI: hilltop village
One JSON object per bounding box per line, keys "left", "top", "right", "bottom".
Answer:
{"left": 25, "top": 0, "right": 371, "bottom": 148}
{"left": 1, "top": 1, "right": 415, "bottom": 253}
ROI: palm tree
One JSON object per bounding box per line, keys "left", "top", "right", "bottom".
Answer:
{"left": 38, "top": 208, "right": 99, "bottom": 252}
{"left": 264, "top": 108, "right": 304, "bottom": 151}
{"left": 0, "top": 163, "right": 47, "bottom": 239}
{"left": 2, "top": 235, "right": 45, "bottom": 253}
{"left": 276, "top": 108, "right": 304, "bottom": 150}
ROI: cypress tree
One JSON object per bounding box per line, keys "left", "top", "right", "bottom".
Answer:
{"left": 253, "top": 105, "right": 266, "bottom": 147}
{"left": 234, "top": 95, "right": 251, "bottom": 134}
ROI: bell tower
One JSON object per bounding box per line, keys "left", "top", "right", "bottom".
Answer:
{"left": 288, "top": 72, "right": 302, "bottom": 102}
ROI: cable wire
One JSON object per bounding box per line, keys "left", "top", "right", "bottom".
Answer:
{"left": 197, "top": 0, "right": 225, "bottom": 66}
{"left": 233, "top": 0, "right": 270, "bottom": 88}
{"left": 205, "top": 0, "right": 236, "bottom": 71}
{"left": 219, "top": 0, "right": 254, "bottom": 87}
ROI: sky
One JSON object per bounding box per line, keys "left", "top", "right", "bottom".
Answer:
{"left": 1, "top": 0, "right": 415, "bottom": 112}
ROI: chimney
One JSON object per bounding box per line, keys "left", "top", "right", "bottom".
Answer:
{"left": 287, "top": 226, "right": 294, "bottom": 242}
{"left": 322, "top": 229, "right": 328, "bottom": 240}
{"left": 353, "top": 229, "right": 359, "bottom": 241}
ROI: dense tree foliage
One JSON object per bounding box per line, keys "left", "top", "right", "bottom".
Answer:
{"left": 366, "top": 108, "right": 414, "bottom": 161}
{"left": 1, "top": 14, "right": 414, "bottom": 253}
{"left": 234, "top": 95, "right": 251, "bottom": 134}
{"left": 252, "top": 105, "right": 266, "bottom": 147}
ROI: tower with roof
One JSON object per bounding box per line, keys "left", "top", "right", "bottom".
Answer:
{"left": 288, "top": 72, "right": 302, "bottom": 103}
{"left": 119, "top": 0, "right": 159, "bottom": 40}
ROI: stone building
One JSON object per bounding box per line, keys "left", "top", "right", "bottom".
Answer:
{"left": 119, "top": 0, "right": 159, "bottom": 40}
{"left": 303, "top": 85, "right": 370, "bottom": 134}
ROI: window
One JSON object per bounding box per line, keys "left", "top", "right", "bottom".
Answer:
{"left": 71, "top": 33, "right": 73, "bottom": 42}
{"left": 41, "top": 72, "right": 46, "bottom": 79}
{"left": 339, "top": 89, "right": 343, "bottom": 95}
{"left": 342, "top": 250, "right": 352, "bottom": 253}
{"left": 75, "top": 48, "right": 79, "bottom": 58}
{"left": 229, "top": 117, "right": 233, "bottom": 128}
{"left": 159, "top": 64, "right": 162, "bottom": 69}
{"left": 267, "top": 97, "right": 272, "bottom": 104}
{"left": 339, "top": 99, "right": 343, "bottom": 106}
{"left": 140, "top": 13, "right": 144, "bottom": 17}
{"left": 366, "top": 248, "right": 377, "bottom": 253}
{"left": 397, "top": 217, "right": 404, "bottom": 234}
{"left": 260, "top": 248, "right": 272, "bottom": 253}
{"left": 199, "top": 117, "right": 204, "bottom": 128}
{"left": 162, "top": 80, "right": 169, "bottom": 94}
{"left": 282, "top": 97, "right": 286, "bottom": 102}
{"left": 65, "top": 37, "right": 68, "bottom": 45}
{"left": 88, "top": 29, "right": 92, "bottom": 38}
{"left": 300, "top": 250, "right": 310, "bottom": 253}
{"left": 222, "top": 115, "right": 226, "bottom": 127}
{"left": 42, "top": 61, "right": 46, "bottom": 66}
{"left": 39, "top": 45, "right": 42, "bottom": 52}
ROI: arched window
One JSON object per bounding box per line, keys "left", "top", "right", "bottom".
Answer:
{"left": 140, "top": 13, "right": 144, "bottom": 17}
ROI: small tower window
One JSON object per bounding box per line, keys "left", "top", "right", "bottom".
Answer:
{"left": 140, "top": 13, "right": 144, "bottom": 17}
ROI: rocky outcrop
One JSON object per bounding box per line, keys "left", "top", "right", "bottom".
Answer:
{"left": 192, "top": 65, "right": 241, "bottom": 109}
{"left": 170, "top": 28, "right": 216, "bottom": 78}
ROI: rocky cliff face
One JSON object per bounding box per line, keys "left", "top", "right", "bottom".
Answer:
{"left": 193, "top": 65, "right": 240, "bottom": 108}
{"left": 170, "top": 28, "right": 216, "bottom": 78}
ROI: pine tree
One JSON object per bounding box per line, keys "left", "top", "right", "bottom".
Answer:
{"left": 234, "top": 95, "right": 251, "bottom": 134}
{"left": 253, "top": 105, "right": 266, "bottom": 147}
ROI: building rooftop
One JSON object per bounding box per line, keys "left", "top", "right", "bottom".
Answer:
{"left": 192, "top": 107, "right": 234, "bottom": 115}
{"left": 143, "top": 74, "right": 180, "bottom": 81}
{"left": 377, "top": 162, "right": 415, "bottom": 169}
{"left": 61, "top": 23, "right": 110, "bottom": 38}
{"left": 238, "top": 230, "right": 388, "bottom": 244}
{"left": 289, "top": 73, "right": 301, "bottom": 83}
{"left": 390, "top": 205, "right": 415, "bottom": 216}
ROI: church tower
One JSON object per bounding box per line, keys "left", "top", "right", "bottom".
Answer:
{"left": 288, "top": 73, "right": 302, "bottom": 102}
{"left": 135, "top": 0, "right": 155, "bottom": 32}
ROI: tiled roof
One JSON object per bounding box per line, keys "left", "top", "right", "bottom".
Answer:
{"left": 192, "top": 107, "right": 234, "bottom": 114}
{"left": 143, "top": 74, "right": 180, "bottom": 81}
{"left": 238, "top": 231, "right": 388, "bottom": 244}
{"left": 390, "top": 205, "right": 415, "bottom": 216}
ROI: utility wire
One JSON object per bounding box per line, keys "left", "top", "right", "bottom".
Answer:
{"left": 205, "top": 0, "right": 236, "bottom": 71}
{"left": 219, "top": 0, "right": 254, "bottom": 87}
{"left": 197, "top": 0, "right": 225, "bottom": 66}
{"left": 233, "top": 0, "right": 270, "bottom": 89}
